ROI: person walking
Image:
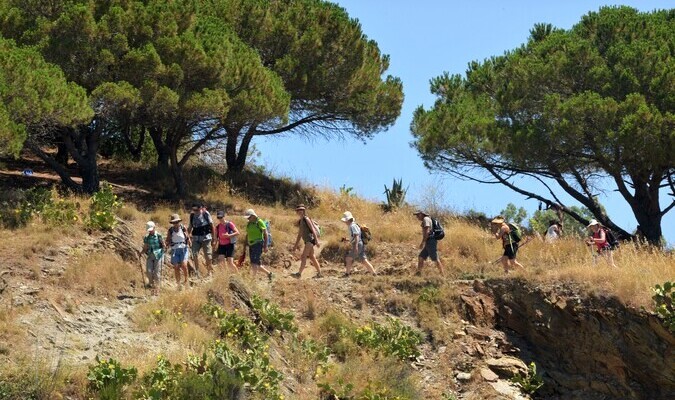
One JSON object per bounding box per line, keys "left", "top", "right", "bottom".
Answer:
{"left": 545, "top": 220, "right": 562, "bottom": 242}
{"left": 291, "top": 204, "right": 322, "bottom": 279}
{"left": 491, "top": 216, "right": 525, "bottom": 273}
{"left": 188, "top": 202, "right": 216, "bottom": 277}
{"left": 166, "top": 214, "right": 192, "bottom": 290}
{"left": 585, "top": 219, "right": 618, "bottom": 268}
{"left": 242, "top": 209, "right": 273, "bottom": 281}
{"left": 215, "top": 210, "right": 239, "bottom": 272}
{"left": 340, "top": 211, "right": 376, "bottom": 276}
{"left": 139, "top": 221, "right": 165, "bottom": 296}
{"left": 413, "top": 210, "right": 444, "bottom": 275}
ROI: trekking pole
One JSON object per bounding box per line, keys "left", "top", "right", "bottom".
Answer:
{"left": 490, "top": 236, "right": 533, "bottom": 264}
{"left": 138, "top": 253, "right": 149, "bottom": 296}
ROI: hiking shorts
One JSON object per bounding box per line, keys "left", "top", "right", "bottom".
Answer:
{"left": 145, "top": 255, "right": 163, "bottom": 285}
{"left": 249, "top": 241, "right": 263, "bottom": 265}
{"left": 192, "top": 238, "right": 213, "bottom": 262}
{"left": 218, "top": 243, "right": 235, "bottom": 258}
{"left": 347, "top": 242, "right": 367, "bottom": 262}
{"left": 503, "top": 243, "right": 519, "bottom": 260}
{"left": 419, "top": 238, "right": 439, "bottom": 262}
{"left": 171, "top": 247, "right": 189, "bottom": 265}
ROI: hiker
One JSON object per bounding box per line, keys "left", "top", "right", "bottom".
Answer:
{"left": 413, "top": 210, "right": 444, "bottom": 275}
{"left": 340, "top": 211, "right": 376, "bottom": 276}
{"left": 139, "top": 221, "right": 165, "bottom": 296}
{"left": 166, "top": 214, "right": 192, "bottom": 290}
{"left": 188, "top": 202, "right": 216, "bottom": 277}
{"left": 491, "top": 216, "right": 525, "bottom": 273}
{"left": 585, "top": 219, "right": 618, "bottom": 267}
{"left": 291, "top": 204, "right": 322, "bottom": 279}
{"left": 545, "top": 220, "right": 562, "bottom": 242}
{"left": 215, "top": 210, "right": 240, "bottom": 272}
{"left": 242, "top": 209, "right": 273, "bottom": 281}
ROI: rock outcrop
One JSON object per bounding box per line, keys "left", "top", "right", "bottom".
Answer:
{"left": 462, "top": 279, "right": 675, "bottom": 399}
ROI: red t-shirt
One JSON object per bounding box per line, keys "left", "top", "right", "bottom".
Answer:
{"left": 216, "top": 221, "right": 236, "bottom": 245}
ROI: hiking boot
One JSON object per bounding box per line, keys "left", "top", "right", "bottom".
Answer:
{"left": 290, "top": 272, "right": 301, "bottom": 279}
{"left": 267, "top": 272, "right": 273, "bottom": 282}
{"left": 313, "top": 273, "right": 323, "bottom": 279}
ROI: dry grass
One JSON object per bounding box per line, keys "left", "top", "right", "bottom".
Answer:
{"left": 60, "top": 252, "right": 139, "bottom": 297}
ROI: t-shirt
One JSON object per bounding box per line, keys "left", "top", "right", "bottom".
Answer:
{"left": 143, "top": 233, "right": 164, "bottom": 259}
{"left": 348, "top": 222, "right": 362, "bottom": 244}
{"left": 421, "top": 216, "right": 432, "bottom": 230}
{"left": 169, "top": 224, "right": 188, "bottom": 249}
{"left": 545, "top": 225, "right": 559, "bottom": 241}
{"left": 299, "top": 216, "right": 314, "bottom": 243}
{"left": 246, "top": 218, "right": 267, "bottom": 245}
{"left": 190, "top": 210, "right": 213, "bottom": 237}
{"left": 216, "top": 221, "right": 237, "bottom": 245}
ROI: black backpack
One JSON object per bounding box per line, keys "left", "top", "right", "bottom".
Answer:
{"left": 603, "top": 228, "right": 620, "bottom": 250}
{"left": 431, "top": 217, "right": 445, "bottom": 240}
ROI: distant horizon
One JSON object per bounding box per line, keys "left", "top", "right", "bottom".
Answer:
{"left": 255, "top": 0, "right": 674, "bottom": 245}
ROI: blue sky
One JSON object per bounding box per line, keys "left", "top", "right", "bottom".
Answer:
{"left": 255, "top": 0, "right": 674, "bottom": 244}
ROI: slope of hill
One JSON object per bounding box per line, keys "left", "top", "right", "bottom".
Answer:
{"left": 0, "top": 161, "right": 673, "bottom": 399}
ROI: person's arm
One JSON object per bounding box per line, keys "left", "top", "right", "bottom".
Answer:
{"left": 420, "top": 225, "right": 430, "bottom": 249}
{"left": 139, "top": 241, "right": 148, "bottom": 256}
{"left": 228, "top": 223, "right": 240, "bottom": 239}
{"left": 293, "top": 223, "right": 302, "bottom": 251}
{"left": 593, "top": 229, "right": 606, "bottom": 244}
{"left": 495, "top": 226, "right": 507, "bottom": 240}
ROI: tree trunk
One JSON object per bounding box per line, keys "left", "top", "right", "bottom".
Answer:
{"left": 55, "top": 139, "right": 69, "bottom": 166}
{"left": 79, "top": 161, "right": 100, "bottom": 194}
{"left": 149, "top": 127, "right": 170, "bottom": 173}
{"left": 169, "top": 147, "right": 186, "bottom": 197}
{"left": 630, "top": 182, "right": 664, "bottom": 246}
{"left": 225, "top": 127, "right": 254, "bottom": 173}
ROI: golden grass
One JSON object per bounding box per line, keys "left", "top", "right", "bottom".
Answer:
{"left": 60, "top": 253, "right": 140, "bottom": 297}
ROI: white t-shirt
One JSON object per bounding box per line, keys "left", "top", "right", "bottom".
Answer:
{"left": 545, "top": 225, "right": 559, "bottom": 242}
{"left": 170, "top": 225, "right": 187, "bottom": 249}
{"left": 348, "top": 222, "right": 362, "bottom": 244}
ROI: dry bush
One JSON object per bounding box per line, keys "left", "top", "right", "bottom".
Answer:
{"left": 60, "top": 253, "right": 138, "bottom": 297}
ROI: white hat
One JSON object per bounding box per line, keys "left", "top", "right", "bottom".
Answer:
{"left": 146, "top": 221, "right": 156, "bottom": 231}
{"left": 340, "top": 211, "right": 354, "bottom": 222}
{"left": 587, "top": 219, "right": 600, "bottom": 227}
{"left": 244, "top": 209, "right": 258, "bottom": 218}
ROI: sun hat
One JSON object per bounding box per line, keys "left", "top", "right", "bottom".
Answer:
{"left": 587, "top": 219, "right": 600, "bottom": 227}
{"left": 340, "top": 211, "right": 354, "bottom": 222}
{"left": 216, "top": 210, "right": 225, "bottom": 218}
{"left": 295, "top": 204, "right": 307, "bottom": 211}
{"left": 491, "top": 216, "right": 505, "bottom": 224}
{"left": 244, "top": 209, "right": 258, "bottom": 218}
{"left": 170, "top": 214, "right": 182, "bottom": 223}
{"left": 146, "top": 221, "right": 156, "bottom": 231}
{"left": 412, "top": 210, "right": 428, "bottom": 216}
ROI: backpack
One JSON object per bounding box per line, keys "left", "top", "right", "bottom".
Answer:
{"left": 507, "top": 223, "right": 522, "bottom": 243}
{"left": 303, "top": 217, "right": 322, "bottom": 238}
{"left": 603, "top": 228, "right": 620, "bottom": 250}
{"left": 430, "top": 217, "right": 445, "bottom": 240}
{"left": 261, "top": 219, "right": 273, "bottom": 247}
{"left": 168, "top": 224, "right": 188, "bottom": 245}
{"left": 357, "top": 224, "right": 372, "bottom": 245}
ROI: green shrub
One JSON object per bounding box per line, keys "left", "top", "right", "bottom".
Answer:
{"left": 353, "top": 318, "right": 423, "bottom": 361}
{"left": 87, "top": 356, "right": 137, "bottom": 400}
{"left": 41, "top": 197, "right": 80, "bottom": 226}
{"left": 251, "top": 295, "right": 297, "bottom": 333}
{"left": 88, "top": 182, "right": 121, "bottom": 231}
{"left": 511, "top": 362, "right": 544, "bottom": 395}
{"left": 653, "top": 281, "right": 675, "bottom": 332}
{"left": 0, "top": 187, "right": 52, "bottom": 228}
{"left": 136, "top": 355, "right": 182, "bottom": 400}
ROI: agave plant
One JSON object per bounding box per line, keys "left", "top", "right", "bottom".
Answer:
{"left": 383, "top": 178, "right": 408, "bottom": 212}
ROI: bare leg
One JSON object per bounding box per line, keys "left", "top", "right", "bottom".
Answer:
{"left": 345, "top": 256, "right": 354, "bottom": 274}
{"left": 500, "top": 256, "right": 510, "bottom": 273}
{"left": 362, "top": 259, "right": 376, "bottom": 274}
{"left": 511, "top": 259, "right": 525, "bottom": 270}
{"left": 416, "top": 257, "right": 424, "bottom": 274}
{"left": 226, "top": 257, "right": 238, "bottom": 272}
{"left": 434, "top": 259, "right": 444, "bottom": 275}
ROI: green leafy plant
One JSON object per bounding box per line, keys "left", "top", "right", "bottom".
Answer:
{"left": 653, "top": 282, "right": 675, "bottom": 332}
{"left": 251, "top": 295, "right": 298, "bottom": 333}
{"left": 87, "top": 356, "right": 137, "bottom": 400}
{"left": 87, "top": 182, "right": 122, "bottom": 231}
{"left": 382, "top": 178, "right": 408, "bottom": 212}
{"left": 136, "top": 355, "right": 182, "bottom": 400}
{"left": 353, "top": 318, "right": 423, "bottom": 361}
{"left": 41, "top": 197, "right": 80, "bottom": 226}
{"left": 417, "top": 286, "right": 440, "bottom": 304}
{"left": 339, "top": 184, "right": 355, "bottom": 197}
{"left": 318, "top": 378, "right": 354, "bottom": 399}
{"left": 511, "top": 362, "right": 544, "bottom": 395}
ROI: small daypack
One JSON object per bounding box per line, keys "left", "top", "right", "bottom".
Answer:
{"left": 168, "top": 224, "right": 189, "bottom": 245}
{"left": 430, "top": 217, "right": 445, "bottom": 240}
{"left": 303, "top": 217, "right": 322, "bottom": 239}
{"left": 261, "top": 219, "right": 273, "bottom": 247}
{"left": 508, "top": 223, "right": 522, "bottom": 243}
{"left": 603, "top": 228, "right": 620, "bottom": 250}
{"left": 357, "top": 224, "right": 372, "bottom": 245}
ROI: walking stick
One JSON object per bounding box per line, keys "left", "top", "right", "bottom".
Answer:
{"left": 490, "top": 236, "right": 533, "bottom": 264}
{"left": 138, "top": 252, "right": 149, "bottom": 296}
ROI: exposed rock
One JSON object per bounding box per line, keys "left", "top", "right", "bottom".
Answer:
{"left": 489, "top": 381, "right": 529, "bottom": 400}
{"left": 486, "top": 356, "right": 528, "bottom": 378}
{"left": 456, "top": 372, "right": 472, "bottom": 382}
{"left": 480, "top": 367, "right": 499, "bottom": 382}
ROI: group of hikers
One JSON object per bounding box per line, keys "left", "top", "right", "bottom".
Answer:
{"left": 139, "top": 203, "right": 618, "bottom": 295}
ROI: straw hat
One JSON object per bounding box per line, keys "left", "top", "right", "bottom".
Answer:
{"left": 244, "top": 209, "right": 258, "bottom": 218}
{"left": 491, "top": 216, "right": 505, "bottom": 224}
{"left": 170, "top": 214, "right": 182, "bottom": 223}
{"left": 295, "top": 204, "right": 307, "bottom": 211}
{"left": 587, "top": 219, "right": 600, "bottom": 227}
